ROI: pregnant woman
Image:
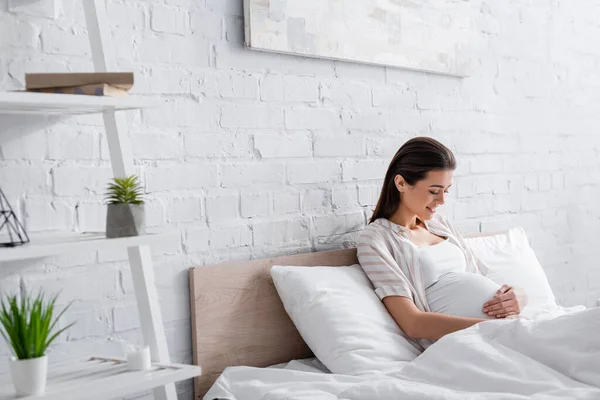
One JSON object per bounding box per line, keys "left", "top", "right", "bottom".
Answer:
{"left": 357, "top": 137, "right": 527, "bottom": 350}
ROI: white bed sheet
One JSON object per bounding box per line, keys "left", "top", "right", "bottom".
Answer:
{"left": 205, "top": 305, "right": 600, "bottom": 400}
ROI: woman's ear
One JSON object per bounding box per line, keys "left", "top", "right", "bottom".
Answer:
{"left": 394, "top": 174, "right": 407, "bottom": 193}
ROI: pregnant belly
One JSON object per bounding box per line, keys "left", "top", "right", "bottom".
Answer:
{"left": 425, "top": 272, "right": 500, "bottom": 319}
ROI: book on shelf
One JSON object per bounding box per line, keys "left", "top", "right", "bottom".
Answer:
{"left": 25, "top": 72, "right": 134, "bottom": 90}
{"left": 27, "top": 83, "right": 128, "bottom": 97}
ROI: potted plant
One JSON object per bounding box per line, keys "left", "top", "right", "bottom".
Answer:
{"left": 104, "top": 175, "right": 146, "bottom": 238}
{"left": 0, "top": 292, "right": 74, "bottom": 396}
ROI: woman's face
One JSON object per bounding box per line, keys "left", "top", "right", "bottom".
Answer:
{"left": 395, "top": 169, "right": 454, "bottom": 221}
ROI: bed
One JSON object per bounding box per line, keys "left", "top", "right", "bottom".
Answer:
{"left": 189, "top": 230, "right": 600, "bottom": 400}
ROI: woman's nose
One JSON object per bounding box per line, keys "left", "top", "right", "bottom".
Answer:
{"left": 438, "top": 192, "right": 446, "bottom": 205}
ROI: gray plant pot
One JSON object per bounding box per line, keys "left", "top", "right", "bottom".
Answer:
{"left": 106, "top": 204, "right": 146, "bottom": 238}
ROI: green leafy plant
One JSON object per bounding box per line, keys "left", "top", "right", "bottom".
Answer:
{"left": 0, "top": 293, "right": 75, "bottom": 360}
{"left": 104, "top": 175, "right": 145, "bottom": 205}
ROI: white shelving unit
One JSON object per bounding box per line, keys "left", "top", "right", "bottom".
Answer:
{"left": 0, "top": 1, "right": 184, "bottom": 399}
{"left": 0, "top": 232, "right": 178, "bottom": 263}
{"left": 0, "top": 92, "right": 159, "bottom": 115}
{"left": 0, "top": 357, "right": 201, "bottom": 400}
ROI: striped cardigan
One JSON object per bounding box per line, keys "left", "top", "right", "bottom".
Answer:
{"left": 357, "top": 214, "right": 489, "bottom": 349}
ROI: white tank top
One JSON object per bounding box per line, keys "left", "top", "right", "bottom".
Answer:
{"left": 420, "top": 241, "right": 500, "bottom": 319}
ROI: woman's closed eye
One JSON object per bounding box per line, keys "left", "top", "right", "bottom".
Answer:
{"left": 429, "top": 190, "right": 450, "bottom": 195}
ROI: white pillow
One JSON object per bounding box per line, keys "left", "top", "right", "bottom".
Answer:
{"left": 465, "top": 226, "right": 557, "bottom": 317}
{"left": 270, "top": 264, "right": 421, "bottom": 375}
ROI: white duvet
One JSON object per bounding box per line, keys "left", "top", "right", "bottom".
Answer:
{"left": 206, "top": 306, "right": 600, "bottom": 400}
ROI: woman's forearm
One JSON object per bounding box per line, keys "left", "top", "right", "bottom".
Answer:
{"left": 410, "top": 312, "right": 485, "bottom": 341}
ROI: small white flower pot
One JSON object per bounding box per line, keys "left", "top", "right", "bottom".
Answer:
{"left": 10, "top": 355, "right": 48, "bottom": 397}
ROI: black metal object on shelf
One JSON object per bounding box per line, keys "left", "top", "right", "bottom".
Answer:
{"left": 0, "top": 187, "right": 29, "bottom": 247}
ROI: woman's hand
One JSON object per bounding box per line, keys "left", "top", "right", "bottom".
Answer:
{"left": 482, "top": 285, "right": 527, "bottom": 318}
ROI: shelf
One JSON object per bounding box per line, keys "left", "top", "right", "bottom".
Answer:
{"left": 0, "top": 356, "right": 201, "bottom": 400}
{"left": 0, "top": 92, "right": 159, "bottom": 115}
{"left": 0, "top": 232, "right": 178, "bottom": 262}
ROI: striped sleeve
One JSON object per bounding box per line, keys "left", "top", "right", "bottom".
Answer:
{"left": 357, "top": 230, "right": 412, "bottom": 301}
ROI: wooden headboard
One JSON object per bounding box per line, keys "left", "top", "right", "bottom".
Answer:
{"left": 188, "top": 248, "right": 358, "bottom": 398}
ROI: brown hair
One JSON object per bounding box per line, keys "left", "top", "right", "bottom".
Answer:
{"left": 369, "top": 137, "right": 456, "bottom": 223}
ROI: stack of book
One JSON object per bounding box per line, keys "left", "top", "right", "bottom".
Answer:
{"left": 25, "top": 72, "right": 134, "bottom": 97}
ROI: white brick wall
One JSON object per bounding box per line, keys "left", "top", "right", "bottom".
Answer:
{"left": 2, "top": 1, "right": 600, "bottom": 398}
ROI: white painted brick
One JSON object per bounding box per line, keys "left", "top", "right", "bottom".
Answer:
{"left": 0, "top": 129, "right": 46, "bottom": 160}
{"left": 191, "top": 71, "right": 219, "bottom": 97}
{"left": 283, "top": 76, "right": 319, "bottom": 102}
{"left": 145, "top": 199, "right": 167, "bottom": 228}
{"left": 0, "top": 274, "right": 20, "bottom": 297}
{"left": 552, "top": 172, "right": 564, "bottom": 190}
{"left": 273, "top": 192, "right": 300, "bottom": 214}
{"left": 144, "top": 66, "right": 190, "bottom": 94}
{"left": 146, "top": 164, "right": 217, "bottom": 192}
{"left": 138, "top": 35, "right": 174, "bottom": 63}
{"left": 0, "top": 164, "right": 49, "bottom": 197}
{"left": 342, "top": 110, "right": 388, "bottom": 131}
{"left": 167, "top": 197, "right": 203, "bottom": 224}
{"left": 23, "top": 270, "right": 117, "bottom": 305}
{"left": 218, "top": 72, "right": 259, "bottom": 99}
{"left": 42, "top": 25, "right": 88, "bottom": 56}
{"left": 365, "top": 136, "right": 406, "bottom": 157}
{"left": 302, "top": 189, "right": 331, "bottom": 210}
{"left": 131, "top": 133, "right": 182, "bottom": 160}
{"left": 285, "top": 108, "right": 337, "bottom": 130}
{"left": 210, "top": 224, "right": 252, "bottom": 249}
{"left": 221, "top": 104, "right": 284, "bottom": 129}
{"left": 389, "top": 111, "right": 431, "bottom": 135}
{"left": 76, "top": 201, "right": 104, "bottom": 232}
{"left": 185, "top": 133, "right": 253, "bottom": 159}
{"left": 493, "top": 195, "right": 520, "bottom": 214}
{"left": 538, "top": 173, "right": 552, "bottom": 191}
{"left": 467, "top": 155, "right": 503, "bottom": 174}
{"left": 254, "top": 133, "right": 312, "bottom": 158}
{"left": 241, "top": 192, "right": 270, "bottom": 217}
{"left": 191, "top": 9, "right": 223, "bottom": 39}
{"left": 48, "top": 128, "right": 98, "bottom": 160}
{"left": 215, "top": 42, "right": 283, "bottom": 72}
{"left": 225, "top": 15, "right": 245, "bottom": 44}
{"left": 206, "top": 0, "right": 243, "bottom": 16}
{"left": 314, "top": 135, "right": 364, "bottom": 157}
{"left": 143, "top": 35, "right": 210, "bottom": 66}
{"left": 454, "top": 197, "right": 491, "bottom": 220}
{"left": 143, "top": 100, "right": 216, "bottom": 130}
{"left": 107, "top": 1, "right": 146, "bottom": 30}
{"left": 0, "top": 15, "right": 40, "bottom": 49}
{"left": 66, "top": 308, "right": 111, "bottom": 340}
{"left": 372, "top": 85, "right": 416, "bottom": 108}
{"left": 358, "top": 185, "right": 380, "bottom": 207}
{"left": 184, "top": 227, "right": 210, "bottom": 253}
{"left": 221, "top": 163, "right": 285, "bottom": 187}
{"left": 253, "top": 218, "right": 310, "bottom": 246}
{"left": 9, "top": 0, "right": 57, "bottom": 18}
{"left": 332, "top": 187, "right": 359, "bottom": 209}
{"left": 261, "top": 75, "right": 284, "bottom": 102}
{"left": 313, "top": 212, "right": 365, "bottom": 237}
{"left": 521, "top": 192, "right": 548, "bottom": 212}
{"left": 113, "top": 303, "right": 140, "bottom": 332}
{"left": 342, "top": 160, "right": 388, "bottom": 182}
{"left": 280, "top": 55, "right": 335, "bottom": 78}
{"left": 320, "top": 81, "right": 372, "bottom": 109}
{"left": 205, "top": 193, "right": 239, "bottom": 222}
{"left": 287, "top": 161, "right": 341, "bottom": 184}
{"left": 335, "top": 61, "right": 385, "bottom": 83}
{"left": 151, "top": 6, "right": 188, "bottom": 35}
{"left": 52, "top": 166, "right": 112, "bottom": 196}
